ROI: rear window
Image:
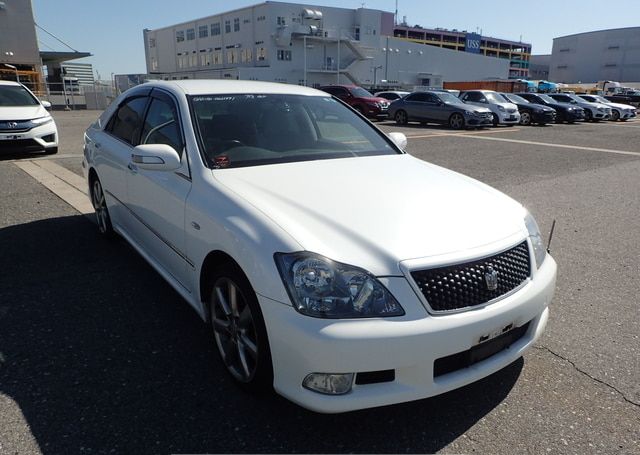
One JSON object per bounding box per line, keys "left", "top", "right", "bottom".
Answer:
{"left": 189, "top": 94, "right": 398, "bottom": 169}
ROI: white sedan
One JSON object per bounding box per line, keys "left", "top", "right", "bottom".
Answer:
{"left": 83, "top": 80, "right": 557, "bottom": 413}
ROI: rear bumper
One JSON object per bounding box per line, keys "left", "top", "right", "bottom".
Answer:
{"left": 262, "top": 255, "right": 557, "bottom": 413}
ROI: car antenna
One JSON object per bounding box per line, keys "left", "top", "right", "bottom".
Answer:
{"left": 546, "top": 219, "right": 556, "bottom": 253}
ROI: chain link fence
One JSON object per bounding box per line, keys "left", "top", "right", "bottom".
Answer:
{"left": 20, "top": 81, "right": 117, "bottom": 111}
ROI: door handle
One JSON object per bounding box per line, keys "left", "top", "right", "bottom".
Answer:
{"left": 127, "top": 162, "right": 138, "bottom": 173}
{"left": 94, "top": 142, "right": 101, "bottom": 149}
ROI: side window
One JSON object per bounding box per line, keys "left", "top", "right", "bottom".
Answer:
{"left": 406, "top": 93, "right": 427, "bottom": 102}
{"left": 323, "top": 87, "right": 338, "bottom": 96}
{"left": 140, "top": 97, "right": 184, "bottom": 154}
{"left": 108, "top": 97, "right": 148, "bottom": 145}
{"left": 423, "top": 93, "right": 439, "bottom": 103}
{"left": 464, "top": 92, "right": 484, "bottom": 102}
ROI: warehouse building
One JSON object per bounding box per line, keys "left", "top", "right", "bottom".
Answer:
{"left": 392, "top": 25, "right": 531, "bottom": 79}
{"left": 0, "top": 0, "right": 42, "bottom": 87}
{"left": 549, "top": 27, "right": 640, "bottom": 83}
{"left": 143, "top": 1, "right": 511, "bottom": 88}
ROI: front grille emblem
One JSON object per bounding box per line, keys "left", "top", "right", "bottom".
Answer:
{"left": 484, "top": 266, "right": 498, "bottom": 291}
{"left": 7, "top": 122, "right": 18, "bottom": 129}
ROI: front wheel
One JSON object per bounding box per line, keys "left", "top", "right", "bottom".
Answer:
{"left": 91, "top": 177, "right": 114, "bottom": 237}
{"left": 449, "top": 113, "right": 465, "bottom": 130}
{"left": 519, "top": 111, "right": 532, "bottom": 126}
{"left": 394, "top": 110, "right": 408, "bottom": 125}
{"left": 209, "top": 264, "right": 273, "bottom": 391}
{"left": 491, "top": 113, "right": 499, "bottom": 127}
{"left": 584, "top": 110, "right": 593, "bottom": 122}
{"left": 611, "top": 110, "right": 620, "bottom": 121}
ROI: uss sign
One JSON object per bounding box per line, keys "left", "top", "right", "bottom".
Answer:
{"left": 465, "top": 33, "right": 482, "bottom": 54}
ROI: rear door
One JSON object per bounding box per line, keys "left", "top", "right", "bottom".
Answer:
{"left": 422, "top": 92, "right": 447, "bottom": 122}
{"left": 125, "top": 89, "right": 193, "bottom": 290}
{"left": 403, "top": 92, "right": 429, "bottom": 120}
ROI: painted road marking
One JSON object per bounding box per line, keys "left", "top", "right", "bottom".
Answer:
{"left": 404, "top": 128, "right": 522, "bottom": 139}
{"left": 34, "top": 159, "right": 87, "bottom": 194}
{"left": 14, "top": 160, "right": 94, "bottom": 217}
{"left": 449, "top": 134, "right": 640, "bottom": 157}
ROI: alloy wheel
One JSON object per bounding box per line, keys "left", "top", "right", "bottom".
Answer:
{"left": 520, "top": 112, "right": 531, "bottom": 125}
{"left": 449, "top": 113, "right": 464, "bottom": 130}
{"left": 395, "top": 110, "right": 407, "bottom": 125}
{"left": 611, "top": 110, "right": 620, "bottom": 121}
{"left": 92, "top": 179, "right": 109, "bottom": 234}
{"left": 211, "top": 277, "right": 259, "bottom": 383}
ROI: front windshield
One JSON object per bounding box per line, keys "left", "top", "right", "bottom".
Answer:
{"left": 591, "top": 95, "right": 608, "bottom": 103}
{"left": 504, "top": 93, "right": 529, "bottom": 104}
{"left": 485, "top": 92, "right": 506, "bottom": 104}
{"left": 538, "top": 94, "right": 557, "bottom": 103}
{"left": 567, "top": 94, "right": 586, "bottom": 103}
{"left": 350, "top": 87, "right": 374, "bottom": 98}
{"left": 0, "top": 85, "right": 39, "bottom": 107}
{"left": 437, "top": 92, "right": 462, "bottom": 104}
{"left": 189, "top": 94, "right": 398, "bottom": 169}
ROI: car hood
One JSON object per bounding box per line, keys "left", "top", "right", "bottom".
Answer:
{"left": 0, "top": 105, "right": 48, "bottom": 121}
{"left": 213, "top": 154, "right": 526, "bottom": 276}
{"left": 523, "top": 103, "right": 554, "bottom": 112}
{"left": 606, "top": 102, "right": 636, "bottom": 110}
{"left": 448, "top": 102, "right": 491, "bottom": 113}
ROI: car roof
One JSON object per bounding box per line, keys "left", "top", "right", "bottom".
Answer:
{"left": 143, "top": 80, "right": 326, "bottom": 97}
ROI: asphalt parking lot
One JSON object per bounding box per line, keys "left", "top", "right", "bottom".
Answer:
{"left": 1, "top": 111, "right": 639, "bottom": 454}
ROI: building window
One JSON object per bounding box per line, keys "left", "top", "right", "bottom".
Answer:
{"left": 225, "top": 20, "right": 231, "bottom": 33}
{"left": 234, "top": 18, "right": 240, "bottom": 32}
{"left": 151, "top": 58, "right": 158, "bottom": 71}
{"left": 227, "top": 50, "right": 238, "bottom": 64}
{"left": 189, "top": 53, "right": 197, "bottom": 66}
{"left": 277, "top": 50, "right": 292, "bottom": 61}
{"left": 186, "top": 28, "right": 195, "bottom": 40}
{"left": 199, "top": 25, "right": 208, "bottom": 38}
{"left": 243, "top": 18, "right": 251, "bottom": 24}
{"left": 241, "top": 48, "right": 253, "bottom": 63}
{"left": 256, "top": 15, "right": 266, "bottom": 21}
{"left": 213, "top": 51, "right": 223, "bottom": 65}
{"left": 149, "top": 38, "right": 156, "bottom": 48}
{"left": 257, "top": 47, "right": 267, "bottom": 61}
{"left": 176, "top": 30, "right": 185, "bottom": 42}
{"left": 277, "top": 16, "right": 286, "bottom": 26}
{"left": 211, "top": 22, "right": 221, "bottom": 36}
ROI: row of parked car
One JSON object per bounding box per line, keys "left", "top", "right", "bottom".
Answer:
{"left": 319, "top": 84, "right": 637, "bottom": 130}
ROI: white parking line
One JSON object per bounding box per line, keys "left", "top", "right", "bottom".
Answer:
{"left": 452, "top": 135, "right": 640, "bottom": 157}
{"left": 14, "top": 160, "right": 94, "bottom": 217}
{"left": 404, "top": 128, "right": 522, "bottom": 139}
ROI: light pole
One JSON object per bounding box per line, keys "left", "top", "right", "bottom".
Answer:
{"left": 372, "top": 65, "right": 382, "bottom": 87}
{"left": 3, "top": 63, "right": 19, "bottom": 83}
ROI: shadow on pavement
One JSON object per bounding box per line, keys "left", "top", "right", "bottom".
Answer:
{"left": 0, "top": 215, "right": 522, "bottom": 454}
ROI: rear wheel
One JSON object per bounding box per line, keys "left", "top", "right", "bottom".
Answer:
{"left": 90, "top": 177, "right": 114, "bottom": 238}
{"left": 394, "top": 110, "right": 408, "bottom": 125}
{"left": 208, "top": 264, "right": 273, "bottom": 391}
{"left": 519, "top": 111, "right": 532, "bottom": 126}
{"left": 449, "top": 113, "right": 465, "bottom": 130}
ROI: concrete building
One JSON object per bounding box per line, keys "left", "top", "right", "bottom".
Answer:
{"left": 0, "top": 0, "right": 42, "bottom": 87}
{"left": 529, "top": 54, "right": 551, "bottom": 80}
{"left": 550, "top": 27, "right": 640, "bottom": 83}
{"left": 143, "top": 1, "right": 510, "bottom": 88}
{"left": 392, "top": 25, "right": 531, "bottom": 79}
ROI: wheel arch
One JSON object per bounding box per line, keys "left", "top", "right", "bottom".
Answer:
{"left": 199, "top": 250, "right": 245, "bottom": 319}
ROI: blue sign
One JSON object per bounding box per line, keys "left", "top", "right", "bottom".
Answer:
{"left": 465, "top": 33, "right": 482, "bottom": 54}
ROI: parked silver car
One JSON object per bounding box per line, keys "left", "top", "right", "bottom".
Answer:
{"left": 459, "top": 90, "right": 521, "bottom": 126}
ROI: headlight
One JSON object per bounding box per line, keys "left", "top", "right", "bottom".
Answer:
{"left": 497, "top": 105, "right": 506, "bottom": 112}
{"left": 464, "top": 110, "right": 476, "bottom": 116}
{"left": 30, "top": 116, "right": 53, "bottom": 126}
{"left": 524, "top": 211, "right": 546, "bottom": 269}
{"left": 274, "top": 252, "right": 404, "bottom": 318}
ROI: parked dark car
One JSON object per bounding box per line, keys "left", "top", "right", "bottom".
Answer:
{"left": 388, "top": 90, "right": 493, "bottom": 129}
{"left": 319, "top": 85, "right": 390, "bottom": 119}
{"left": 516, "top": 93, "right": 585, "bottom": 124}
{"left": 499, "top": 93, "right": 556, "bottom": 125}
{"left": 604, "top": 93, "right": 640, "bottom": 108}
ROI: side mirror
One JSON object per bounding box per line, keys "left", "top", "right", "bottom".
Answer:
{"left": 41, "top": 100, "right": 52, "bottom": 110}
{"left": 131, "top": 144, "right": 181, "bottom": 171}
{"left": 388, "top": 132, "right": 407, "bottom": 151}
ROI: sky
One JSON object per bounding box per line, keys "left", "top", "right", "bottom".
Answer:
{"left": 32, "top": 0, "right": 640, "bottom": 81}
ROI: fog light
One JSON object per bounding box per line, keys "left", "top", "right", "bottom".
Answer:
{"left": 303, "top": 373, "right": 354, "bottom": 395}
{"left": 42, "top": 133, "right": 56, "bottom": 143}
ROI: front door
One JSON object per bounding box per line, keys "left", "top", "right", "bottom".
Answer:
{"left": 125, "top": 90, "right": 193, "bottom": 290}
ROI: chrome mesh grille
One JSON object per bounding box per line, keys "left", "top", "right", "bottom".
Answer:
{"left": 410, "top": 241, "right": 531, "bottom": 312}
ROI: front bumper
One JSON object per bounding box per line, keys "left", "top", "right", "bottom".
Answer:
{"left": 0, "top": 121, "right": 58, "bottom": 154}
{"left": 365, "top": 105, "right": 390, "bottom": 119}
{"left": 532, "top": 111, "right": 556, "bottom": 124}
{"left": 497, "top": 111, "right": 521, "bottom": 124}
{"left": 465, "top": 113, "right": 493, "bottom": 126}
{"left": 564, "top": 110, "right": 584, "bottom": 121}
{"left": 261, "top": 254, "right": 557, "bottom": 413}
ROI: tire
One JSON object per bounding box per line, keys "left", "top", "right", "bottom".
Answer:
{"left": 394, "top": 110, "right": 408, "bottom": 125}
{"left": 491, "top": 113, "right": 499, "bottom": 127}
{"left": 208, "top": 263, "right": 273, "bottom": 392}
{"left": 519, "top": 111, "right": 532, "bottom": 126}
{"left": 448, "top": 113, "right": 465, "bottom": 130}
{"left": 90, "top": 176, "right": 115, "bottom": 238}
{"left": 584, "top": 110, "right": 593, "bottom": 122}
{"left": 44, "top": 147, "right": 58, "bottom": 155}
{"left": 611, "top": 110, "right": 620, "bottom": 121}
